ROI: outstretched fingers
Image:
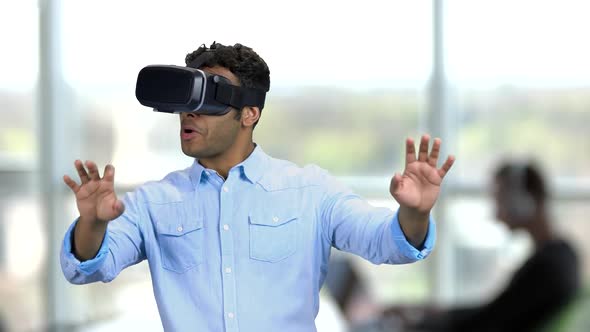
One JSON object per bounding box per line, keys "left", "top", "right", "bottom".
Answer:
{"left": 75, "top": 159, "right": 90, "bottom": 184}
{"left": 438, "top": 155, "right": 456, "bottom": 179}
{"left": 103, "top": 164, "right": 115, "bottom": 183}
{"left": 63, "top": 175, "right": 80, "bottom": 193}
{"left": 418, "top": 134, "right": 430, "bottom": 162}
{"left": 85, "top": 160, "right": 101, "bottom": 181}
{"left": 405, "top": 137, "right": 417, "bottom": 165}
{"left": 428, "top": 138, "right": 441, "bottom": 167}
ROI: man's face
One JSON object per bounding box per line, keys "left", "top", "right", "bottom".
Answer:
{"left": 493, "top": 178, "right": 520, "bottom": 229}
{"left": 179, "top": 66, "right": 242, "bottom": 159}
{"left": 493, "top": 179, "right": 511, "bottom": 226}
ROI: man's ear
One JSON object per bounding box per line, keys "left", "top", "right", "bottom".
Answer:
{"left": 241, "top": 106, "right": 260, "bottom": 128}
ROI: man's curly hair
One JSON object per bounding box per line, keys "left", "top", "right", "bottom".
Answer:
{"left": 185, "top": 42, "right": 270, "bottom": 92}
{"left": 185, "top": 42, "right": 270, "bottom": 128}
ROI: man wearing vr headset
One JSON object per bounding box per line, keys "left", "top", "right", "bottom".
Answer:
{"left": 60, "top": 42, "right": 455, "bottom": 332}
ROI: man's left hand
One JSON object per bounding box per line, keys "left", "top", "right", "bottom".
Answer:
{"left": 390, "top": 134, "right": 455, "bottom": 213}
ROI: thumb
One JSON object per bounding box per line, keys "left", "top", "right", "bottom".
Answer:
{"left": 390, "top": 173, "right": 403, "bottom": 195}
{"left": 113, "top": 199, "right": 125, "bottom": 217}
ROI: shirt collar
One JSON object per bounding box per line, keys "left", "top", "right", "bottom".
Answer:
{"left": 189, "top": 159, "right": 206, "bottom": 188}
{"left": 188, "top": 144, "right": 268, "bottom": 188}
{"left": 235, "top": 144, "right": 267, "bottom": 184}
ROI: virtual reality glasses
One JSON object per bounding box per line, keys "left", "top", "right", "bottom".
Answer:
{"left": 135, "top": 65, "right": 267, "bottom": 115}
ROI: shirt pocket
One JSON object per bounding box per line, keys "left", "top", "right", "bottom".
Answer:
{"left": 249, "top": 211, "right": 298, "bottom": 263}
{"left": 153, "top": 203, "right": 204, "bottom": 273}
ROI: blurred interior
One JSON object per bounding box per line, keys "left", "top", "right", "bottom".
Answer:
{"left": 1, "top": 0, "right": 590, "bottom": 331}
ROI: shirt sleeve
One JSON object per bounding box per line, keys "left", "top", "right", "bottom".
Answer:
{"left": 319, "top": 169, "right": 436, "bottom": 265}
{"left": 60, "top": 219, "right": 110, "bottom": 277}
{"left": 60, "top": 191, "right": 147, "bottom": 284}
{"left": 390, "top": 209, "right": 436, "bottom": 260}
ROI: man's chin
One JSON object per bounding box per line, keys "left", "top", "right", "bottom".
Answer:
{"left": 181, "top": 146, "right": 211, "bottom": 159}
{"left": 181, "top": 146, "right": 200, "bottom": 159}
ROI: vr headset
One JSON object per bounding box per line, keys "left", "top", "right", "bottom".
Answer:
{"left": 135, "top": 43, "right": 267, "bottom": 115}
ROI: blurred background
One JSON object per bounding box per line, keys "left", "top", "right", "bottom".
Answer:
{"left": 1, "top": 0, "right": 590, "bottom": 331}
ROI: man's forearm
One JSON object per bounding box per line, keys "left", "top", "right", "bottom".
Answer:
{"left": 72, "top": 216, "right": 108, "bottom": 261}
{"left": 398, "top": 206, "right": 429, "bottom": 249}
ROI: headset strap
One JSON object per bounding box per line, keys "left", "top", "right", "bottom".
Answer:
{"left": 215, "top": 83, "right": 266, "bottom": 110}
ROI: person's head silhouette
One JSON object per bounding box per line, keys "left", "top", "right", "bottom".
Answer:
{"left": 492, "top": 161, "right": 553, "bottom": 247}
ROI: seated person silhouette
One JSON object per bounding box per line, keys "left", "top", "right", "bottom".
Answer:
{"left": 403, "top": 161, "right": 581, "bottom": 332}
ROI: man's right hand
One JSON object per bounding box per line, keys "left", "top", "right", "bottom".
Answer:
{"left": 63, "top": 160, "right": 124, "bottom": 261}
{"left": 64, "top": 160, "right": 125, "bottom": 225}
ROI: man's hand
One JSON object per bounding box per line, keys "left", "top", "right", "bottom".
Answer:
{"left": 63, "top": 160, "right": 125, "bottom": 225}
{"left": 63, "top": 160, "right": 124, "bottom": 261}
{"left": 390, "top": 135, "right": 455, "bottom": 247}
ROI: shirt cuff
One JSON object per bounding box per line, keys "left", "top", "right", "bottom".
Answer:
{"left": 390, "top": 210, "right": 436, "bottom": 260}
{"left": 61, "top": 218, "right": 110, "bottom": 276}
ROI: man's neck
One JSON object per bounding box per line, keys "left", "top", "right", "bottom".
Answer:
{"left": 199, "top": 141, "right": 256, "bottom": 179}
{"left": 527, "top": 214, "right": 555, "bottom": 249}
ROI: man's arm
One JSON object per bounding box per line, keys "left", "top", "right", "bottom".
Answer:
{"left": 319, "top": 135, "right": 453, "bottom": 263}
{"left": 398, "top": 207, "right": 430, "bottom": 249}
{"left": 319, "top": 172, "right": 437, "bottom": 265}
{"left": 61, "top": 160, "right": 145, "bottom": 283}
{"left": 73, "top": 216, "right": 108, "bottom": 261}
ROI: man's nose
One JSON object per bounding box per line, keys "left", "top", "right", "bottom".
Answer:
{"left": 182, "top": 112, "right": 198, "bottom": 119}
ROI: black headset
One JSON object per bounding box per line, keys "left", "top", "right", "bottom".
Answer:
{"left": 504, "top": 164, "right": 537, "bottom": 221}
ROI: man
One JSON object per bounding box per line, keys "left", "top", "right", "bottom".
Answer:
{"left": 60, "top": 42, "right": 455, "bottom": 332}
{"left": 408, "top": 161, "right": 580, "bottom": 332}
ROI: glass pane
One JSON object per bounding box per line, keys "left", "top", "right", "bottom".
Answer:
{"left": 0, "top": 196, "right": 44, "bottom": 331}
{"left": 0, "top": 1, "right": 40, "bottom": 331}
{"left": 554, "top": 201, "right": 590, "bottom": 283}
{"left": 0, "top": 0, "right": 38, "bottom": 166}
{"left": 446, "top": 0, "right": 590, "bottom": 182}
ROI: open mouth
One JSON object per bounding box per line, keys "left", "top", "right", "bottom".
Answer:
{"left": 181, "top": 127, "right": 200, "bottom": 140}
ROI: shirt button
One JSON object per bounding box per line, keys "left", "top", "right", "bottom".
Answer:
{"left": 223, "top": 186, "right": 229, "bottom": 192}
{"left": 223, "top": 224, "right": 230, "bottom": 231}
{"left": 225, "top": 267, "right": 232, "bottom": 273}
{"left": 272, "top": 216, "right": 279, "bottom": 222}
{"left": 227, "top": 312, "right": 234, "bottom": 319}
{"left": 177, "top": 226, "right": 183, "bottom": 232}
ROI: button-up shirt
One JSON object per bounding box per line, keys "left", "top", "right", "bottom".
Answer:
{"left": 60, "top": 145, "right": 436, "bottom": 332}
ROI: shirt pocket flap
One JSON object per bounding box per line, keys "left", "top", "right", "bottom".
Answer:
{"left": 155, "top": 220, "right": 203, "bottom": 236}
{"left": 249, "top": 211, "right": 298, "bottom": 227}
{"left": 248, "top": 209, "right": 299, "bottom": 263}
{"left": 151, "top": 201, "right": 204, "bottom": 237}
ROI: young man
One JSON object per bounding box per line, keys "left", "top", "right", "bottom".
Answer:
{"left": 61, "top": 42, "right": 455, "bottom": 332}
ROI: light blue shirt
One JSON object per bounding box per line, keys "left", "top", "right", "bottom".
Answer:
{"left": 60, "top": 145, "right": 436, "bottom": 332}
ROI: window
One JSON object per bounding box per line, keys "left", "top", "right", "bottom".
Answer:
{"left": 3, "top": 1, "right": 588, "bottom": 330}
{"left": 0, "top": 1, "right": 41, "bottom": 331}
{"left": 444, "top": 0, "right": 590, "bottom": 302}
